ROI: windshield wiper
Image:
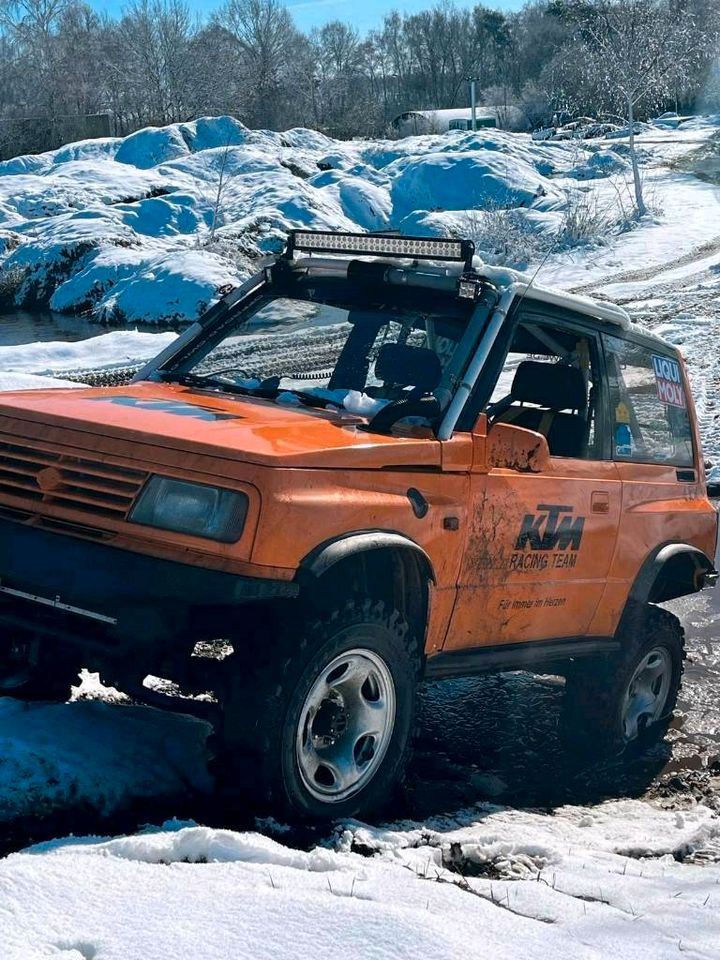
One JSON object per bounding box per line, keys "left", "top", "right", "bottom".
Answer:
{"left": 159, "top": 372, "right": 338, "bottom": 410}
{"left": 158, "top": 371, "right": 276, "bottom": 399}
{"left": 279, "top": 389, "right": 337, "bottom": 409}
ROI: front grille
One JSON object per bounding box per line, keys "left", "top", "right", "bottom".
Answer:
{"left": 0, "top": 438, "right": 148, "bottom": 521}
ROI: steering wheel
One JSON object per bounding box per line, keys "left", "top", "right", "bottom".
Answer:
{"left": 369, "top": 394, "right": 442, "bottom": 433}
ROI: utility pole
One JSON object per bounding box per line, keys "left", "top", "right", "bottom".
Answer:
{"left": 468, "top": 77, "right": 479, "bottom": 131}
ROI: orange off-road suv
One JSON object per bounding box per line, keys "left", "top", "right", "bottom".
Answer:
{"left": 0, "top": 231, "right": 717, "bottom": 819}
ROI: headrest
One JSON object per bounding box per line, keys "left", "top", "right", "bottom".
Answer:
{"left": 511, "top": 360, "right": 586, "bottom": 411}
{"left": 375, "top": 343, "right": 442, "bottom": 392}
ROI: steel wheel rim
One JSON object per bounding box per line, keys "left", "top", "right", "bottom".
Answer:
{"left": 621, "top": 646, "right": 673, "bottom": 742}
{"left": 295, "top": 647, "right": 396, "bottom": 803}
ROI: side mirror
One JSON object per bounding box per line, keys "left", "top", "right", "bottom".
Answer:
{"left": 487, "top": 422, "right": 550, "bottom": 473}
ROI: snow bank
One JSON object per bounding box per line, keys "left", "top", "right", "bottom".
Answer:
{"left": 80, "top": 250, "right": 245, "bottom": 325}
{"left": 0, "top": 329, "right": 176, "bottom": 376}
{"left": 568, "top": 149, "right": 630, "bottom": 180}
{"left": 2, "top": 799, "right": 720, "bottom": 960}
{"left": 0, "top": 696, "right": 211, "bottom": 821}
{"left": 0, "top": 116, "right": 597, "bottom": 324}
{"left": 0, "top": 371, "right": 83, "bottom": 390}
{"left": 390, "top": 150, "right": 554, "bottom": 220}
{"left": 4, "top": 115, "right": 714, "bottom": 326}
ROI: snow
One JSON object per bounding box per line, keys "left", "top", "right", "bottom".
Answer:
{"left": 3, "top": 753, "right": 720, "bottom": 959}
{"left": 0, "top": 371, "right": 82, "bottom": 390}
{"left": 1, "top": 115, "right": 720, "bottom": 956}
{"left": 388, "top": 150, "right": 555, "bottom": 220}
{"left": 3, "top": 114, "right": 700, "bottom": 326}
{"left": 2, "top": 671, "right": 720, "bottom": 959}
{"left": 0, "top": 694, "right": 211, "bottom": 823}
{"left": 2, "top": 115, "right": 718, "bottom": 329}
{"left": 0, "top": 329, "right": 177, "bottom": 376}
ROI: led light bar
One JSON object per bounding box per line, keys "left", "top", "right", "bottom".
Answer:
{"left": 287, "top": 230, "right": 474, "bottom": 268}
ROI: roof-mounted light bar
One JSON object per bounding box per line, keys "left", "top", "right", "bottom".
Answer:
{"left": 286, "top": 230, "right": 475, "bottom": 270}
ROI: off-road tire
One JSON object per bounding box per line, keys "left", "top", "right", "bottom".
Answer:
{"left": 561, "top": 604, "right": 684, "bottom": 759}
{"left": 212, "top": 599, "right": 421, "bottom": 821}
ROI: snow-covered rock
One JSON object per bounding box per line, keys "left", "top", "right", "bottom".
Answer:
{"left": 569, "top": 149, "right": 630, "bottom": 180}
{"left": 0, "top": 116, "right": 598, "bottom": 324}
{"left": 388, "top": 150, "right": 554, "bottom": 219}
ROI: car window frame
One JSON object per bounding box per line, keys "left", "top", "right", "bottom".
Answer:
{"left": 458, "top": 300, "right": 613, "bottom": 461}
{"left": 600, "top": 331, "right": 696, "bottom": 468}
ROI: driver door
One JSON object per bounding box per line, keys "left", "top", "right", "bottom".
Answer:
{"left": 444, "top": 308, "right": 622, "bottom": 651}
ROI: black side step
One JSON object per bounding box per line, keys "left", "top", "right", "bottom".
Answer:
{"left": 425, "top": 636, "right": 620, "bottom": 680}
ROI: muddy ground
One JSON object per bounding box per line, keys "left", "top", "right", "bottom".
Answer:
{"left": 409, "top": 516, "right": 720, "bottom": 824}
{"left": 410, "top": 579, "right": 720, "bottom": 820}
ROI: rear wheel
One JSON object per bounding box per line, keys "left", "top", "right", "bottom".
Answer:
{"left": 562, "top": 604, "right": 684, "bottom": 757}
{"left": 214, "top": 600, "right": 421, "bottom": 821}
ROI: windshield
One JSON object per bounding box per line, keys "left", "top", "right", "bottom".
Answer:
{"left": 162, "top": 284, "right": 475, "bottom": 419}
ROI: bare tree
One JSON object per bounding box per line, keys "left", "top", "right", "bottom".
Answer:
{"left": 552, "top": 0, "right": 708, "bottom": 215}
{"left": 216, "top": 0, "right": 298, "bottom": 127}
{"left": 0, "top": 0, "right": 717, "bottom": 155}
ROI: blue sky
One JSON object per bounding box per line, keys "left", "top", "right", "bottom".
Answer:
{"left": 92, "top": 0, "right": 525, "bottom": 34}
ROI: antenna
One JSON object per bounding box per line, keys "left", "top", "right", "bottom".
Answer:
{"left": 510, "top": 231, "right": 564, "bottom": 314}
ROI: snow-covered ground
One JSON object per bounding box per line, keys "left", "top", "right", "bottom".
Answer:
{"left": 2, "top": 615, "right": 720, "bottom": 959}
{"left": 3, "top": 768, "right": 720, "bottom": 958}
{"left": 3, "top": 670, "right": 720, "bottom": 959}
{"left": 2, "top": 116, "right": 720, "bottom": 958}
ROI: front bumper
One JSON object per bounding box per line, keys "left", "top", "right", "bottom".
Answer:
{"left": 0, "top": 518, "right": 297, "bottom": 656}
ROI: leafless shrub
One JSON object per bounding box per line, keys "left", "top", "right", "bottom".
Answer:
{"left": 558, "top": 188, "right": 613, "bottom": 244}
{"left": 200, "top": 235, "right": 254, "bottom": 272}
{"left": 0, "top": 263, "right": 26, "bottom": 308}
{"left": 458, "top": 206, "right": 551, "bottom": 269}
{"left": 208, "top": 142, "right": 233, "bottom": 243}
{"left": 607, "top": 169, "right": 664, "bottom": 226}
{"left": 459, "top": 182, "right": 636, "bottom": 269}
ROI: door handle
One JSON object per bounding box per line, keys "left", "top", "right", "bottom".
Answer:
{"left": 591, "top": 491, "right": 610, "bottom": 514}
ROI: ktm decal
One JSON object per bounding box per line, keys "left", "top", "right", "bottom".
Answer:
{"left": 515, "top": 504, "right": 585, "bottom": 552}
{"left": 507, "top": 504, "right": 585, "bottom": 572}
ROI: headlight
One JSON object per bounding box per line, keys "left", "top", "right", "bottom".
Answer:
{"left": 130, "top": 476, "right": 248, "bottom": 543}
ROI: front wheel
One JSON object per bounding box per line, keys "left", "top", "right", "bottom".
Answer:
{"left": 562, "top": 605, "right": 684, "bottom": 758}
{"left": 215, "top": 600, "right": 421, "bottom": 821}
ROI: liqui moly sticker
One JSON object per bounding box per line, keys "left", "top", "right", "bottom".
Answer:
{"left": 652, "top": 355, "right": 686, "bottom": 408}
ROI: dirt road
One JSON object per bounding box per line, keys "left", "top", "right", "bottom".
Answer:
{"left": 569, "top": 235, "right": 720, "bottom": 296}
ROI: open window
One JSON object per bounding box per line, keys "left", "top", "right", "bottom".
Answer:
{"left": 485, "top": 317, "right": 602, "bottom": 460}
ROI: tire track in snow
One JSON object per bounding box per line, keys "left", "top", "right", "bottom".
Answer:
{"left": 569, "top": 234, "right": 720, "bottom": 296}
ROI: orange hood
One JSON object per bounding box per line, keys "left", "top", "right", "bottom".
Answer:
{"left": 0, "top": 382, "right": 441, "bottom": 470}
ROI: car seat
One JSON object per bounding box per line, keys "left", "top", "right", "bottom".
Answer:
{"left": 491, "top": 360, "right": 588, "bottom": 458}
{"left": 371, "top": 343, "right": 443, "bottom": 401}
